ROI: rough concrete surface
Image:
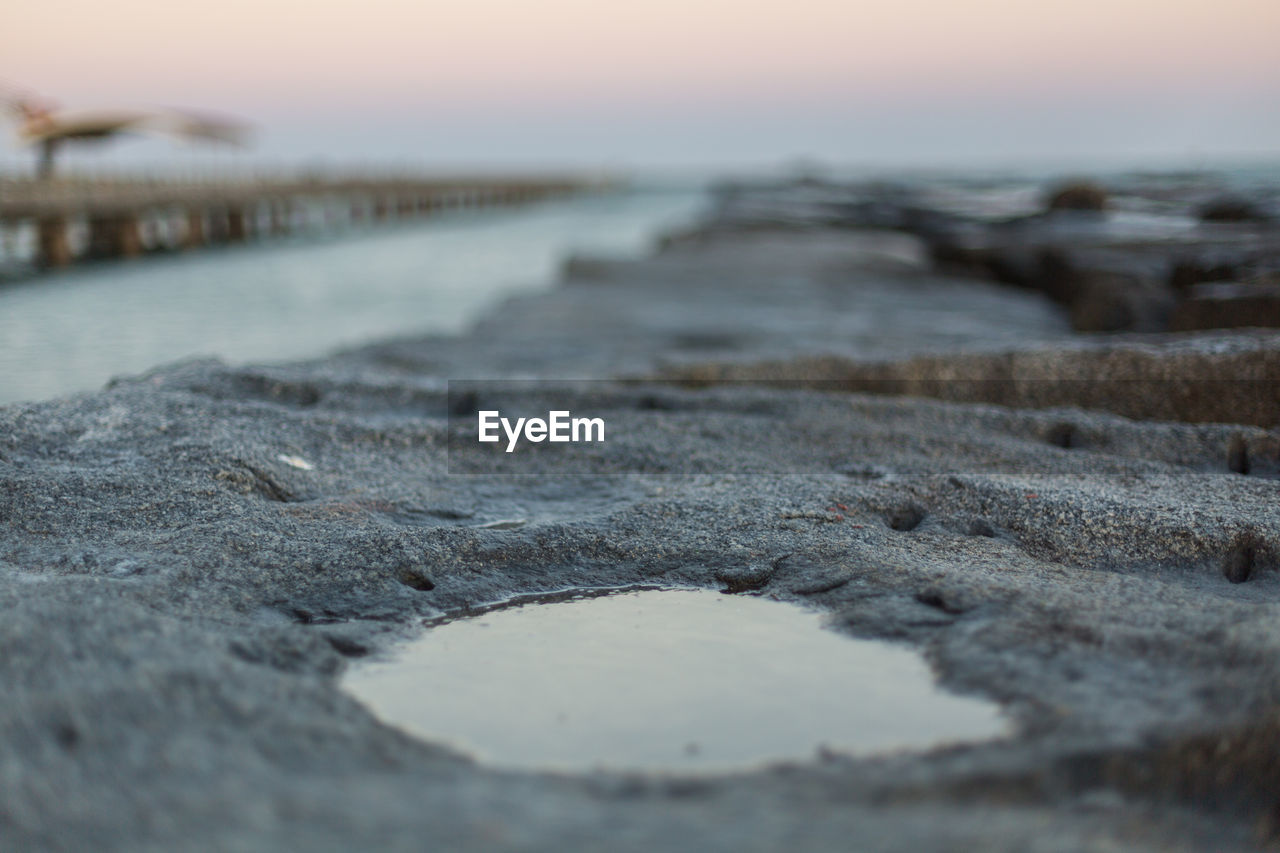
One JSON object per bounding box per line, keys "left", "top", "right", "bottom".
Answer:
{"left": 2, "top": 205, "right": 1279, "bottom": 851}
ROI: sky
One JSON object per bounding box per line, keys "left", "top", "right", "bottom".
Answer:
{"left": 3, "top": 0, "right": 1279, "bottom": 172}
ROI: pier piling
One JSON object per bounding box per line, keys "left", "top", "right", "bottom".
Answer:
{"left": 2, "top": 173, "right": 607, "bottom": 271}
{"left": 36, "top": 216, "right": 72, "bottom": 269}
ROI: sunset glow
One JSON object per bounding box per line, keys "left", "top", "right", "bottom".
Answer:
{"left": 5, "top": 0, "right": 1278, "bottom": 166}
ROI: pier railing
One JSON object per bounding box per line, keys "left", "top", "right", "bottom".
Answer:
{"left": 0, "top": 173, "right": 611, "bottom": 270}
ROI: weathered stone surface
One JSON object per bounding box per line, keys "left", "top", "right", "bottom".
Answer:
{"left": 1170, "top": 282, "right": 1280, "bottom": 331}
{"left": 4, "top": 358, "right": 1280, "bottom": 850}
{"left": 658, "top": 331, "right": 1280, "bottom": 428}
{"left": 1067, "top": 272, "right": 1175, "bottom": 333}
{"left": 695, "top": 175, "right": 1280, "bottom": 335}
{"left": 3, "top": 206, "right": 1280, "bottom": 850}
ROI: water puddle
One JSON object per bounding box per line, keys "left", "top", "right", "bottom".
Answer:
{"left": 341, "top": 589, "right": 1006, "bottom": 774}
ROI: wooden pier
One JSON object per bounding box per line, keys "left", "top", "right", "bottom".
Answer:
{"left": 0, "top": 174, "right": 606, "bottom": 270}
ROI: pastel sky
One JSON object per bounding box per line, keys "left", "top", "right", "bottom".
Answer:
{"left": 4, "top": 0, "right": 1278, "bottom": 170}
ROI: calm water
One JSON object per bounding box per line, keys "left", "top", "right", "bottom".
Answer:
{"left": 0, "top": 186, "right": 706, "bottom": 404}
{"left": 342, "top": 589, "right": 1007, "bottom": 774}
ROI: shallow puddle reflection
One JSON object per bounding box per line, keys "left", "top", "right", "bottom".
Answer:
{"left": 342, "top": 589, "right": 1007, "bottom": 773}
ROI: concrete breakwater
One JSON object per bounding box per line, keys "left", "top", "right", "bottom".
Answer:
{"left": 1, "top": 175, "right": 1279, "bottom": 851}
{"left": 0, "top": 173, "right": 605, "bottom": 270}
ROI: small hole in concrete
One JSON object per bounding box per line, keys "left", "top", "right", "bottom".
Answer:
{"left": 915, "top": 588, "right": 968, "bottom": 615}
{"left": 398, "top": 569, "right": 436, "bottom": 592}
{"left": 1223, "top": 537, "right": 1258, "bottom": 584}
{"left": 636, "top": 394, "right": 677, "bottom": 410}
{"left": 342, "top": 589, "right": 1006, "bottom": 774}
{"left": 54, "top": 724, "right": 80, "bottom": 752}
{"left": 886, "top": 505, "right": 925, "bottom": 532}
{"left": 1045, "top": 422, "right": 1076, "bottom": 449}
{"left": 449, "top": 390, "right": 479, "bottom": 418}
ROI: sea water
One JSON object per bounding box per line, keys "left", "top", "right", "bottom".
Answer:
{"left": 0, "top": 185, "right": 706, "bottom": 404}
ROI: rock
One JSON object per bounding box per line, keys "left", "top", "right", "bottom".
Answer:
{"left": 1068, "top": 272, "right": 1175, "bottom": 333}
{"left": 1170, "top": 282, "right": 1280, "bottom": 331}
{"left": 1199, "top": 195, "right": 1272, "bottom": 223}
{"left": 1045, "top": 181, "right": 1108, "bottom": 212}
{"left": 658, "top": 332, "right": 1280, "bottom": 427}
{"left": 4, "top": 184, "right": 1280, "bottom": 851}
{"left": 1170, "top": 257, "right": 1245, "bottom": 292}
